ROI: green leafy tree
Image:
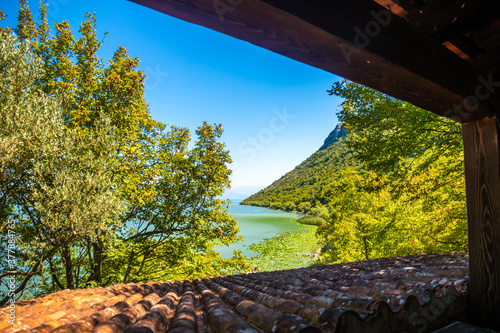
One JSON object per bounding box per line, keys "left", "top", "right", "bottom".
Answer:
{"left": 317, "top": 161, "right": 466, "bottom": 263}
{"left": 1, "top": 2, "right": 247, "bottom": 299}
{"left": 4, "top": 1, "right": 162, "bottom": 292}
{"left": 316, "top": 80, "right": 467, "bottom": 262}
{"left": 244, "top": 80, "right": 467, "bottom": 263}
{"left": 327, "top": 80, "right": 464, "bottom": 188}
{"left": 104, "top": 123, "right": 243, "bottom": 284}
{"left": 0, "top": 31, "right": 123, "bottom": 304}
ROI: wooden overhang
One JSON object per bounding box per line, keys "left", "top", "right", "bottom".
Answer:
{"left": 130, "top": 0, "right": 500, "bottom": 329}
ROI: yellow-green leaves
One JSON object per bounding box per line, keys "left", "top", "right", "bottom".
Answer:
{"left": 0, "top": 32, "right": 124, "bottom": 304}
{"left": 1, "top": 2, "right": 242, "bottom": 299}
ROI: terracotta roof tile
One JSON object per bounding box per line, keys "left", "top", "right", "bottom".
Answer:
{"left": 0, "top": 252, "right": 470, "bottom": 332}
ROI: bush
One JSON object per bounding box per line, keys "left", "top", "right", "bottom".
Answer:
{"left": 310, "top": 205, "right": 330, "bottom": 220}
{"left": 298, "top": 202, "right": 312, "bottom": 213}
{"left": 297, "top": 215, "right": 326, "bottom": 226}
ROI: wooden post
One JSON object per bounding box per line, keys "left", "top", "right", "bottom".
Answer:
{"left": 462, "top": 116, "right": 500, "bottom": 329}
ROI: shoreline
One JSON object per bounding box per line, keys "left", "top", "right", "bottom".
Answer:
{"left": 237, "top": 200, "right": 305, "bottom": 216}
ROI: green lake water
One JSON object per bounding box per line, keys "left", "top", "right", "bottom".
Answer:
{"left": 214, "top": 200, "right": 302, "bottom": 258}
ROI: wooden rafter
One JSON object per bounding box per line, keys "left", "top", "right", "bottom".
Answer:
{"left": 401, "top": 0, "right": 500, "bottom": 38}
{"left": 130, "top": 0, "right": 499, "bottom": 123}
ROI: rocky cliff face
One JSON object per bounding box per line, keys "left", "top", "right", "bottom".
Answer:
{"left": 318, "top": 123, "right": 347, "bottom": 151}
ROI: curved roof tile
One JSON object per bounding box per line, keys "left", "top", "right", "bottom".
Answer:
{"left": 0, "top": 252, "right": 469, "bottom": 333}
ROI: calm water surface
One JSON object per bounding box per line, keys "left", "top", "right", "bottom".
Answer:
{"left": 214, "top": 200, "right": 302, "bottom": 258}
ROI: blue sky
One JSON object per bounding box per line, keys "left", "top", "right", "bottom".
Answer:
{"left": 2, "top": 0, "right": 343, "bottom": 188}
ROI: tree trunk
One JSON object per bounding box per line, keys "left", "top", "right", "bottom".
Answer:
{"left": 48, "top": 257, "right": 65, "bottom": 291}
{"left": 92, "top": 236, "right": 104, "bottom": 285}
{"left": 61, "top": 245, "right": 74, "bottom": 289}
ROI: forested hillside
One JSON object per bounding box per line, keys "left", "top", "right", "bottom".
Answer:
{"left": 241, "top": 124, "right": 354, "bottom": 214}
{"left": 242, "top": 80, "right": 468, "bottom": 264}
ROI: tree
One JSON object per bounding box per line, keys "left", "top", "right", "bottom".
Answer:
{"left": 0, "top": 31, "right": 123, "bottom": 304}
{"left": 243, "top": 79, "right": 467, "bottom": 264}
{"left": 328, "top": 80, "right": 465, "bottom": 227}
{"left": 103, "top": 123, "right": 244, "bottom": 285}
{"left": 316, "top": 164, "right": 467, "bottom": 263}
{"left": 316, "top": 80, "right": 467, "bottom": 263}
{"left": 1, "top": 2, "right": 247, "bottom": 300}
{"left": 327, "top": 80, "right": 464, "bottom": 190}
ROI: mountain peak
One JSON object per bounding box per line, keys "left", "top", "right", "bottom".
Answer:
{"left": 318, "top": 123, "right": 347, "bottom": 151}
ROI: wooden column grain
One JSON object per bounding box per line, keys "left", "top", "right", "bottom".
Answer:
{"left": 462, "top": 116, "right": 500, "bottom": 329}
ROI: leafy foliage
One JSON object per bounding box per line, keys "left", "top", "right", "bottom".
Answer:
{"left": 0, "top": 30, "right": 123, "bottom": 300}
{"left": 243, "top": 80, "right": 467, "bottom": 264}
{"left": 328, "top": 80, "right": 464, "bottom": 188}
{"left": 321, "top": 80, "right": 467, "bottom": 261}
{"left": 0, "top": 3, "right": 247, "bottom": 303}
{"left": 296, "top": 216, "right": 326, "bottom": 227}
{"left": 105, "top": 123, "right": 243, "bottom": 284}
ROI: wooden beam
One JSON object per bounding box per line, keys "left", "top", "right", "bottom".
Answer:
{"left": 463, "top": 116, "right": 500, "bottom": 330}
{"left": 402, "top": 0, "right": 500, "bottom": 39}
{"left": 130, "top": 0, "right": 499, "bottom": 123}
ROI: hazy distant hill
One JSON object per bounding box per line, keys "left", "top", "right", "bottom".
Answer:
{"left": 221, "top": 186, "right": 265, "bottom": 200}
{"left": 241, "top": 124, "right": 355, "bottom": 212}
